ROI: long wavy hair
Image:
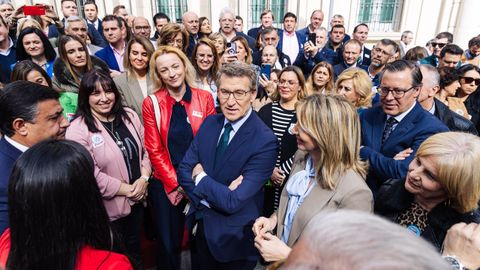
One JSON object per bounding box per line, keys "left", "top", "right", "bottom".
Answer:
{"left": 296, "top": 94, "right": 368, "bottom": 189}
{"left": 57, "top": 34, "right": 94, "bottom": 84}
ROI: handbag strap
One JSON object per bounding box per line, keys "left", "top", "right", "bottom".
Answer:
{"left": 149, "top": 94, "right": 161, "bottom": 133}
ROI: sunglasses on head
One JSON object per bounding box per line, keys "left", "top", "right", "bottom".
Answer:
{"left": 431, "top": 42, "right": 447, "bottom": 48}
{"left": 461, "top": 77, "right": 480, "bottom": 85}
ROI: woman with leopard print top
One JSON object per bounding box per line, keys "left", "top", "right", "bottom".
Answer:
{"left": 375, "top": 132, "right": 480, "bottom": 250}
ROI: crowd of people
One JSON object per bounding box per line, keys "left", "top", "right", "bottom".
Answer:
{"left": 0, "top": 0, "right": 480, "bottom": 269}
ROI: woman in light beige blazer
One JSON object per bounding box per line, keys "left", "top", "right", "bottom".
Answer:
{"left": 253, "top": 94, "right": 373, "bottom": 263}
{"left": 114, "top": 35, "right": 155, "bottom": 118}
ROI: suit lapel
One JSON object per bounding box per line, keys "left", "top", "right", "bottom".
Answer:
{"left": 205, "top": 116, "right": 224, "bottom": 174}
{"left": 286, "top": 179, "right": 338, "bottom": 246}
{"left": 383, "top": 103, "right": 420, "bottom": 146}
{"left": 371, "top": 108, "right": 386, "bottom": 150}
{"left": 213, "top": 113, "right": 254, "bottom": 174}
{"left": 127, "top": 76, "right": 144, "bottom": 111}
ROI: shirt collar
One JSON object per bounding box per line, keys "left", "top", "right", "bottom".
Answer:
{"left": 284, "top": 31, "right": 295, "bottom": 37}
{"left": 223, "top": 107, "right": 252, "bottom": 133}
{"left": 387, "top": 102, "right": 417, "bottom": 123}
{"left": 4, "top": 136, "right": 28, "bottom": 152}
{"left": 0, "top": 37, "right": 14, "bottom": 56}
{"left": 109, "top": 42, "right": 126, "bottom": 55}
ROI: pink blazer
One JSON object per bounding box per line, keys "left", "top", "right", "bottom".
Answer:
{"left": 66, "top": 108, "right": 151, "bottom": 221}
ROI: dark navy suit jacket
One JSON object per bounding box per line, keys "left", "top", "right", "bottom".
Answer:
{"left": 178, "top": 112, "right": 277, "bottom": 262}
{"left": 95, "top": 45, "right": 120, "bottom": 71}
{"left": 333, "top": 62, "right": 368, "bottom": 81}
{"left": 277, "top": 29, "right": 306, "bottom": 57}
{"left": 0, "top": 137, "right": 23, "bottom": 235}
{"left": 48, "top": 22, "right": 106, "bottom": 47}
{"left": 360, "top": 103, "right": 449, "bottom": 193}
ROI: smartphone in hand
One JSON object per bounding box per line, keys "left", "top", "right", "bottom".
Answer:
{"left": 23, "top": 5, "right": 46, "bottom": 16}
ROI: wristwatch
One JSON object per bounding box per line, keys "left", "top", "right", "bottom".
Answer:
{"left": 443, "top": 255, "right": 466, "bottom": 270}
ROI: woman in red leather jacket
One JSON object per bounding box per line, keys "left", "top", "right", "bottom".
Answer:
{"left": 142, "top": 46, "right": 215, "bottom": 270}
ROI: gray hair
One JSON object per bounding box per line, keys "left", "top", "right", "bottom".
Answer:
{"left": 216, "top": 61, "right": 257, "bottom": 91}
{"left": 282, "top": 210, "right": 450, "bottom": 270}
{"left": 420, "top": 64, "right": 440, "bottom": 88}
{"left": 64, "top": 15, "right": 87, "bottom": 30}
{"left": 219, "top": 7, "right": 235, "bottom": 20}
{"left": 401, "top": 30, "right": 413, "bottom": 39}
{"left": 0, "top": 0, "right": 13, "bottom": 7}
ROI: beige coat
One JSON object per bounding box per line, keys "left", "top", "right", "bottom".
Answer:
{"left": 114, "top": 72, "right": 155, "bottom": 118}
{"left": 276, "top": 150, "right": 373, "bottom": 247}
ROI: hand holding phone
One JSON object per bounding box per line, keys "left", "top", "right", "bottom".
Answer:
{"left": 23, "top": 5, "right": 46, "bottom": 16}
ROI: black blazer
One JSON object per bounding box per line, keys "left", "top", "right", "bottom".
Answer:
{"left": 375, "top": 178, "right": 480, "bottom": 250}
{"left": 434, "top": 98, "right": 477, "bottom": 135}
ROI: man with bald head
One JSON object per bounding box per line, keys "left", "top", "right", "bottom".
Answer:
{"left": 132, "top": 16, "right": 151, "bottom": 39}
{"left": 182, "top": 11, "right": 199, "bottom": 57}
{"left": 298, "top": 10, "right": 324, "bottom": 37}
{"left": 333, "top": 39, "right": 367, "bottom": 80}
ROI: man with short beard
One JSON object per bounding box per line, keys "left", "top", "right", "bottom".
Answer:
{"left": 218, "top": 8, "right": 255, "bottom": 49}
{"left": 368, "top": 39, "right": 397, "bottom": 88}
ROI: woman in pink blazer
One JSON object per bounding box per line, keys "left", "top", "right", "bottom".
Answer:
{"left": 66, "top": 70, "right": 151, "bottom": 270}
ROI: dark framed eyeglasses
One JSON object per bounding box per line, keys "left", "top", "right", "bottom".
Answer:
{"left": 461, "top": 77, "right": 480, "bottom": 86}
{"left": 378, "top": 86, "right": 416, "bottom": 98}
{"left": 218, "top": 89, "right": 252, "bottom": 100}
{"left": 431, "top": 42, "right": 447, "bottom": 49}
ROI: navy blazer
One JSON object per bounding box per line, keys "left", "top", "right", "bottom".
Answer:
{"left": 48, "top": 22, "right": 106, "bottom": 47}
{"left": 178, "top": 112, "right": 278, "bottom": 262}
{"left": 277, "top": 29, "right": 306, "bottom": 56}
{"left": 333, "top": 62, "right": 368, "bottom": 81}
{"left": 360, "top": 102, "right": 449, "bottom": 193}
{"left": 293, "top": 47, "right": 337, "bottom": 78}
{"left": 361, "top": 47, "right": 372, "bottom": 66}
{"left": 0, "top": 137, "right": 23, "bottom": 235}
{"left": 247, "top": 26, "right": 262, "bottom": 39}
{"left": 95, "top": 45, "right": 120, "bottom": 71}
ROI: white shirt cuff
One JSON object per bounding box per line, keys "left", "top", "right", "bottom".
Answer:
{"left": 195, "top": 171, "right": 207, "bottom": 186}
{"left": 200, "top": 199, "right": 211, "bottom": 208}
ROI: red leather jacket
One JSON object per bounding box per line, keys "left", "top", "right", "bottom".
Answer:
{"left": 142, "top": 87, "right": 215, "bottom": 193}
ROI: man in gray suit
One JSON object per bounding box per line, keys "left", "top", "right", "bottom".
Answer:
{"left": 64, "top": 16, "right": 102, "bottom": 55}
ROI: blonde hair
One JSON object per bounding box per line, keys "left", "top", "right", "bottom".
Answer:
{"left": 271, "top": 66, "right": 307, "bottom": 102}
{"left": 306, "top": 61, "right": 334, "bottom": 95}
{"left": 416, "top": 132, "right": 480, "bottom": 213}
{"left": 335, "top": 68, "right": 373, "bottom": 108}
{"left": 16, "top": 18, "right": 42, "bottom": 37}
{"left": 150, "top": 46, "right": 197, "bottom": 90}
{"left": 296, "top": 94, "right": 367, "bottom": 190}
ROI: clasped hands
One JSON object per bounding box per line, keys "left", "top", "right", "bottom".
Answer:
{"left": 252, "top": 216, "right": 291, "bottom": 262}
{"left": 118, "top": 177, "right": 149, "bottom": 202}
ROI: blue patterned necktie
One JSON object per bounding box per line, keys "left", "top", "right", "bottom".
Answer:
{"left": 214, "top": 123, "right": 233, "bottom": 168}
{"left": 382, "top": 117, "right": 398, "bottom": 144}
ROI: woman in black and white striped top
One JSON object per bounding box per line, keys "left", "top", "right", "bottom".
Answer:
{"left": 258, "top": 66, "right": 308, "bottom": 216}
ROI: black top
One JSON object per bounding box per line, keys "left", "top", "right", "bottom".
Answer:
{"left": 168, "top": 85, "right": 194, "bottom": 169}
{"left": 102, "top": 118, "right": 141, "bottom": 184}
{"left": 375, "top": 178, "right": 480, "bottom": 250}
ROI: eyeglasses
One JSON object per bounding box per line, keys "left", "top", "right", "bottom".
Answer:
{"left": 134, "top": 26, "right": 151, "bottom": 31}
{"left": 373, "top": 47, "right": 392, "bottom": 57}
{"left": 278, "top": 79, "right": 299, "bottom": 86}
{"left": 378, "top": 86, "right": 416, "bottom": 98}
{"left": 431, "top": 42, "right": 447, "bottom": 49}
{"left": 461, "top": 77, "right": 480, "bottom": 85}
{"left": 218, "top": 89, "right": 252, "bottom": 100}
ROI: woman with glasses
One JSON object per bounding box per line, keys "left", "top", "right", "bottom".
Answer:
{"left": 253, "top": 94, "right": 373, "bottom": 263}
{"left": 114, "top": 35, "right": 155, "bottom": 118}
{"left": 457, "top": 65, "right": 480, "bottom": 130}
{"left": 335, "top": 68, "right": 373, "bottom": 114}
{"left": 305, "top": 61, "right": 334, "bottom": 95}
{"left": 66, "top": 69, "right": 152, "bottom": 269}
{"left": 157, "top": 23, "right": 189, "bottom": 53}
{"left": 257, "top": 66, "right": 308, "bottom": 217}
{"left": 142, "top": 46, "right": 215, "bottom": 270}
{"left": 375, "top": 132, "right": 480, "bottom": 250}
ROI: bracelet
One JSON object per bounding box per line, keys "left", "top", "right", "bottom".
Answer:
{"left": 140, "top": 175, "right": 149, "bottom": 182}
